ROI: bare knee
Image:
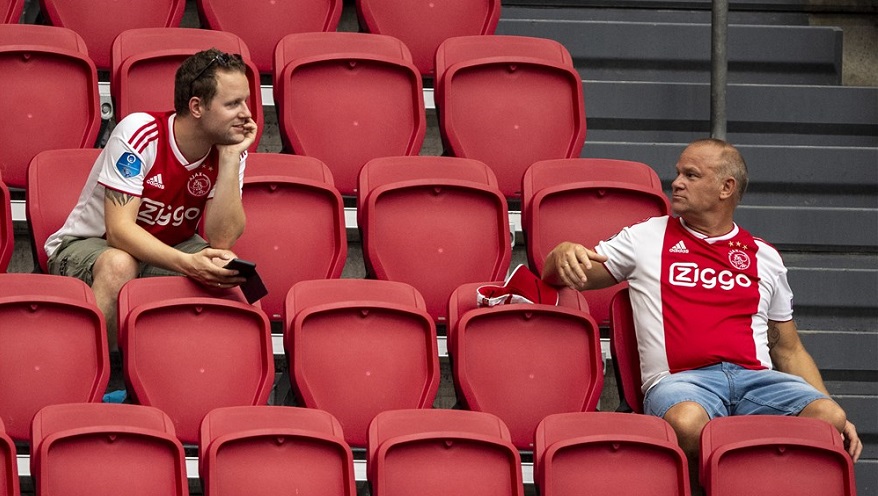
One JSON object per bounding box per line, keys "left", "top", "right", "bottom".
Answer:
{"left": 799, "top": 398, "right": 847, "bottom": 433}
{"left": 93, "top": 249, "right": 139, "bottom": 292}
{"left": 664, "top": 401, "right": 711, "bottom": 456}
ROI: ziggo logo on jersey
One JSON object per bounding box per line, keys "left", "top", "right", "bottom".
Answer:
{"left": 137, "top": 198, "right": 200, "bottom": 227}
{"left": 669, "top": 263, "right": 752, "bottom": 290}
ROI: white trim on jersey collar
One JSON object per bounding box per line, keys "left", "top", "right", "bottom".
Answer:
{"left": 679, "top": 218, "right": 739, "bottom": 244}
{"left": 167, "top": 113, "right": 210, "bottom": 171}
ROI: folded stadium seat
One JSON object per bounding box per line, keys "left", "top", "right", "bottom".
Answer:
{"left": 522, "top": 158, "right": 670, "bottom": 327}
{"left": 284, "top": 279, "right": 440, "bottom": 448}
{"left": 368, "top": 408, "right": 524, "bottom": 496}
{"left": 0, "top": 419, "right": 18, "bottom": 496}
{"left": 1, "top": 0, "right": 22, "bottom": 23}
{"left": 196, "top": 0, "right": 343, "bottom": 74}
{"left": 38, "top": 0, "right": 185, "bottom": 71}
{"left": 355, "top": 0, "right": 500, "bottom": 78}
{"left": 535, "top": 412, "right": 690, "bottom": 496}
{"left": 110, "top": 27, "right": 263, "bottom": 151}
{"left": 117, "top": 276, "right": 274, "bottom": 445}
{"left": 367, "top": 409, "right": 512, "bottom": 484}
{"left": 608, "top": 288, "right": 645, "bottom": 414}
{"left": 434, "top": 35, "right": 586, "bottom": 198}
{"left": 447, "top": 281, "right": 603, "bottom": 450}
{"left": 30, "top": 403, "right": 187, "bottom": 496}
{"left": 358, "top": 155, "right": 511, "bottom": 323}
{"left": 234, "top": 153, "right": 346, "bottom": 323}
{"left": 700, "top": 415, "right": 856, "bottom": 496}
{"left": 199, "top": 406, "right": 356, "bottom": 496}
{"left": 116, "top": 275, "right": 251, "bottom": 349}
{"left": 0, "top": 274, "right": 109, "bottom": 443}
{"left": 26, "top": 148, "right": 100, "bottom": 273}
{"left": 0, "top": 24, "right": 101, "bottom": 189}
{"left": 273, "top": 32, "right": 426, "bottom": 196}
{"left": 0, "top": 177, "right": 11, "bottom": 272}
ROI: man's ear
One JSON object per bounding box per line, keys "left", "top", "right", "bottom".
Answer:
{"left": 720, "top": 176, "right": 737, "bottom": 200}
{"left": 188, "top": 96, "right": 204, "bottom": 118}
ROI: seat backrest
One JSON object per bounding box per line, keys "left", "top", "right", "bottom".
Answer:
{"left": 119, "top": 277, "right": 274, "bottom": 445}
{"left": 273, "top": 32, "right": 426, "bottom": 196}
{"left": 0, "top": 0, "right": 22, "bottom": 23}
{"left": 284, "top": 279, "right": 440, "bottom": 447}
{"left": 30, "top": 403, "right": 187, "bottom": 496}
{"left": 0, "top": 178, "right": 11, "bottom": 273}
{"left": 236, "top": 153, "right": 346, "bottom": 322}
{"left": 0, "top": 419, "right": 18, "bottom": 496}
{"left": 535, "top": 412, "right": 689, "bottom": 496}
{"left": 110, "top": 27, "right": 263, "bottom": 150}
{"left": 700, "top": 415, "right": 855, "bottom": 496}
{"left": 356, "top": 0, "right": 500, "bottom": 77}
{"left": 367, "top": 409, "right": 512, "bottom": 483}
{"left": 369, "top": 411, "right": 524, "bottom": 496}
{"left": 359, "top": 157, "right": 511, "bottom": 323}
{"left": 0, "top": 274, "right": 109, "bottom": 442}
{"left": 0, "top": 24, "right": 100, "bottom": 189}
{"left": 608, "top": 288, "right": 645, "bottom": 414}
{"left": 447, "top": 281, "right": 603, "bottom": 450}
{"left": 199, "top": 406, "right": 355, "bottom": 496}
{"left": 116, "top": 275, "right": 250, "bottom": 349}
{"left": 434, "top": 35, "right": 585, "bottom": 198}
{"left": 26, "top": 148, "right": 101, "bottom": 273}
{"left": 196, "top": 0, "right": 342, "bottom": 73}
{"left": 523, "top": 159, "right": 670, "bottom": 326}
{"left": 39, "top": 0, "right": 186, "bottom": 70}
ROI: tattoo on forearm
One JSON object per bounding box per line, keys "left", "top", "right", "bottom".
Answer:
{"left": 106, "top": 190, "right": 135, "bottom": 207}
{"left": 767, "top": 323, "right": 780, "bottom": 350}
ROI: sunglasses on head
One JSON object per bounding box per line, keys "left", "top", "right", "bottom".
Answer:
{"left": 189, "top": 52, "right": 243, "bottom": 98}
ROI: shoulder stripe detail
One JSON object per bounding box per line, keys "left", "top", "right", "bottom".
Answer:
{"left": 129, "top": 120, "right": 159, "bottom": 152}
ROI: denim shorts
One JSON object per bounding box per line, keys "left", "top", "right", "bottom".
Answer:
{"left": 643, "top": 362, "right": 828, "bottom": 419}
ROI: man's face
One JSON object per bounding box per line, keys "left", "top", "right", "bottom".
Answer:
{"left": 199, "top": 70, "right": 252, "bottom": 146}
{"left": 670, "top": 144, "right": 725, "bottom": 217}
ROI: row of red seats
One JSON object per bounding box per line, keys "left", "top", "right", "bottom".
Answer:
{"left": 0, "top": 404, "right": 855, "bottom": 495}
{"left": 0, "top": 24, "right": 584, "bottom": 199}
{"left": 14, "top": 152, "right": 667, "bottom": 327}
{"left": 2, "top": 0, "right": 501, "bottom": 77}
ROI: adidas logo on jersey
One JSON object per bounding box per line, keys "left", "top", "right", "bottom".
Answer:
{"left": 669, "top": 240, "right": 689, "bottom": 253}
{"left": 146, "top": 174, "right": 164, "bottom": 190}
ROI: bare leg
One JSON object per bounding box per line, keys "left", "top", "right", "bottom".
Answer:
{"left": 798, "top": 398, "right": 847, "bottom": 432}
{"left": 91, "top": 248, "right": 139, "bottom": 351}
{"left": 664, "top": 401, "right": 710, "bottom": 496}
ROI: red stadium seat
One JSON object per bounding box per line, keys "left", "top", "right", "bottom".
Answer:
{"left": 118, "top": 276, "right": 273, "bottom": 444}
{"left": 30, "top": 403, "right": 187, "bottom": 496}
{"left": 26, "top": 149, "right": 100, "bottom": 273}
{"left": 358, "top": 156, "right": 511, "bottom": 323}
{"left": 608, "top": 288, "right": 645, "bottom": 413}
{"left": 535, "top": 412, "right": 689, "bottom": 496}
{"left": 522, "top": 158, "right": 669, "bottom": 326}
{"left": 369, "top": 409, "right": 524, "bottom": 496}
{"left": 236, "top": 153, "right": 347, "bottom": 322}
{"left": 367, "top": 409, "right": 512, "bottom": 484}
{"left": 0, "top": 419, "right": 18, "bottom": 496}
{"left": 285, "top": 279, "right": 440, "bottom": 447}
{"left": 273, "top": 32, "right": 426, "bottom": 195}
{"left": 38, "top": 0, "right": 185, "bottom": 70}
{"left": 0, "top": 177, "right": 12, "bottom": 273}
{"left": 0, "top": 0, "right": 22, "bottom": 23}
{"left": 447, "top": 281, "right": 603, "bottom": 449}
{"left": 356, "top": 0, "right": 501, "bottom": 77}
{"left": 700, "top": 415, "right": 855, "bottom": 496}
{"left": 196, "top": 0, "right": 342, "bottom": 73}
{"left": 110, "top": 27, "right": 263, "bottom": 150}
{"left": 200, "top": 406, "right": 356, "bottom": 496}
{"left": 0, "top": 24, "right": 100, "bottom": 189}
{"left": 434, "top": 35, "right": 585, "bottom": 198}
{"left": 0, "top": 274, "right": 109, "bottom": 442}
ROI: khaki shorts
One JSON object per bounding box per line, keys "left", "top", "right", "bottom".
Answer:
{"left": 47, "top": 235, "right": 210, "bottom": 285}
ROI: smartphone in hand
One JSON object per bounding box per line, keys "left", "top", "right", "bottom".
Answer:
{"left": 221, "top": 258, "right": 266, "bottom": 304}
{"left": 223, "top": 258, "right": 257, "bottom": 278}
